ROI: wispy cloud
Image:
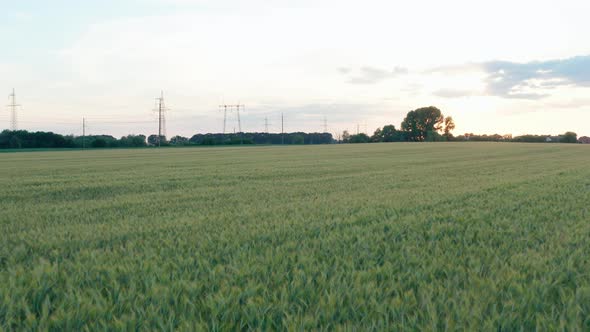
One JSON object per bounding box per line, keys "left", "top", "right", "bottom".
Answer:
{"left": 546, "top": 97, "right": 590, "bottom": 109}
{"left": 343, "top": 66, "right": 408, "bottom": 84}
{"left": 431, "top": 55, "right": 590, "bottom": 99}
{"left": 433, "top": 89, "right": 480, "bottom": 98}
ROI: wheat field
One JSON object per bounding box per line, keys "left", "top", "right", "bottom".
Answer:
{"left": 1, "top": 143, "right": 589, "bottom": 330}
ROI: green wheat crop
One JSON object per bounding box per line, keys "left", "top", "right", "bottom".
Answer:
{"left": 1, "top": 143, "right": 589, "bottom": 330}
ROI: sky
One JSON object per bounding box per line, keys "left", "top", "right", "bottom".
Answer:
{"left": 1, "top": 0, "right": 589, "bottom": 138}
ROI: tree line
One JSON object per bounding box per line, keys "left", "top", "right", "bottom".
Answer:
{"left": 342, "top": 106, "right": 455, "bottom": 143}
{"left": 0, "top": 130, "right": 334, "bottom": 149}
{"left": 0, "top": 106, "right": 581, "bottom": 149}
{"left": 185, "top": 132, "right": 333, "bottom": 145}
{"left": 342, "top": 106, "right": 579, "bottom": 144}
{"left": 0, "top": 131, "right": 148, "bottom": 149}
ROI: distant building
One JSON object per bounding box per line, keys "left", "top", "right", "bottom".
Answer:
{"left": 546, "top": 136, "right": 560, "bottom": 143}
{"left": 578, "top": 136, "right": 590, "bottom": 144}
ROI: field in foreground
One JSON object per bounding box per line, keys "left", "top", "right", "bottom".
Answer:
{"left": 1, "top": 143, "right": 589, "bottom": 330}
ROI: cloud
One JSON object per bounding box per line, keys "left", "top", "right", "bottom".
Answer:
{"left": 430, "top": 55, "right": 590, "bottom": 99}
{"left": 340, "top": 55, "right": 590, "bottom": 99}
{"left": 345, "top": 66, "right": 408, "bottom": 84}
{"left": 481, "top": 56, "right": 590, "bottom": 99}
{"left": 433, "top": 89, "right": 480, "bottom": 98}
{"left": 427, "top": 63, "right": 481, "bottom": 75}
{"left": 337, "top": 67, "right": 352, "bottom": 75}
{"left": 547, "top": 98, "right": 590, "bottom": 109}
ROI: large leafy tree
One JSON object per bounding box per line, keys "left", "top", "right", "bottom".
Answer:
{"left": 371, "top": 127, "right": 383, "bottom": 142}
{"left": 372, "top": 125, "right": 404, "bottom": 142}
{"left": 443, "top": 116, "right": 456, "bottom": 140}
{"left": 401, "top": 106, "right": 444, "bottom": 141}
{"left": 381, "top": 125, "right": 399, "bottom": 142}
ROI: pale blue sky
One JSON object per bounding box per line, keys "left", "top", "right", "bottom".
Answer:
{"left": 1, "top": 1, "right": 201, "bottom": 61}
{"left": 1, "top": 0, "right": 589, "bottom": 137}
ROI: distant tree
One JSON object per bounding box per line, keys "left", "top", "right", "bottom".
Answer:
{"left": 371, "top": 127, "right": 383, "bottom": 142}
{"left": 85, "top": 135, "right": 118, "bottom": 148}
{"left": 401, "top": 112, "right": 418, "bottom": 141}
{"left": 562, "top": 131, "right": 577, "bottom": 143}
{"left": 8, "top": 135, "right": 22, "bottom": 149}
{"left": 188, "top": 132, "right": 333, "bottom": 145}
{"left": 349, "top": 133, "right": 370, "bottom": 143}
{"left": 291, "top": 134, "right": 304, "bottom": 144}
{"left": 443, "top": 116, "right": 455, "bottom": 140}
{"left": 131, "top": 135, "right": 147, "bottom": 147}
{"left": 341, "top": 130, "right": 351, "bottom": 143}
{"left": 426, "top": 130, "right": 444, "bottom": 142}
{"left": 119, "top": 134, "right": 147, "bottom": 147}
{"left": 512, "top": 135, "right": 549, "bottom": 143}
{"left": 401, "top": 106, "right": 444, "bottom": 141}
{"left": 198, "top": 137, "right": 216, "bottom": 145}
{"left": 91, "top": 138, "right": 107, "bottom": 148}
{"left": 382, "top": 125, "right": 401, "bottom": 142}
{"left": 373, "top": 125, "right": 404, "bottom": 142}
{"left": 147, "top": 135, "right": 167, "bottom": 146}
{"left": 170, "top": 135, "right": 189, "bottom": 146}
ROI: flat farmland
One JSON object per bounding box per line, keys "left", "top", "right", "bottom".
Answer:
{"left": 1, "top": 143, "right": 589, "bottom": 330}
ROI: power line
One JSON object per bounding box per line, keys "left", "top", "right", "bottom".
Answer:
{"left": 7, "top": 88, "right": 20, "bottom": 130}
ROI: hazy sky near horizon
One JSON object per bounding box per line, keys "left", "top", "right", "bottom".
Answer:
{"left": 1, "top": 0, "right": 589, "bottom": 137}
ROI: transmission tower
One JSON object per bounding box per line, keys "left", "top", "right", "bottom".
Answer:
{"left": 7, "top": 89, "right": 20, "bottom": 130}
{"left": 82, "top": 117, "right": 86, "bottom": 149}
{"left": 322, "top": 116, "right": 328, "bottom": 133}
{"left": 154, "top": 91, "right": 169, "bottom": 147}
{"left": 264, "top": 116, "right": 271, "bottom": 133}
{"left": 219, "top": 104, "right": 244, "bottom": 134}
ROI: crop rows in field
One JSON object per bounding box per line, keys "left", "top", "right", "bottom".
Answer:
{"left": 1, "top": 143, "right": 589, "bottom": 330}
